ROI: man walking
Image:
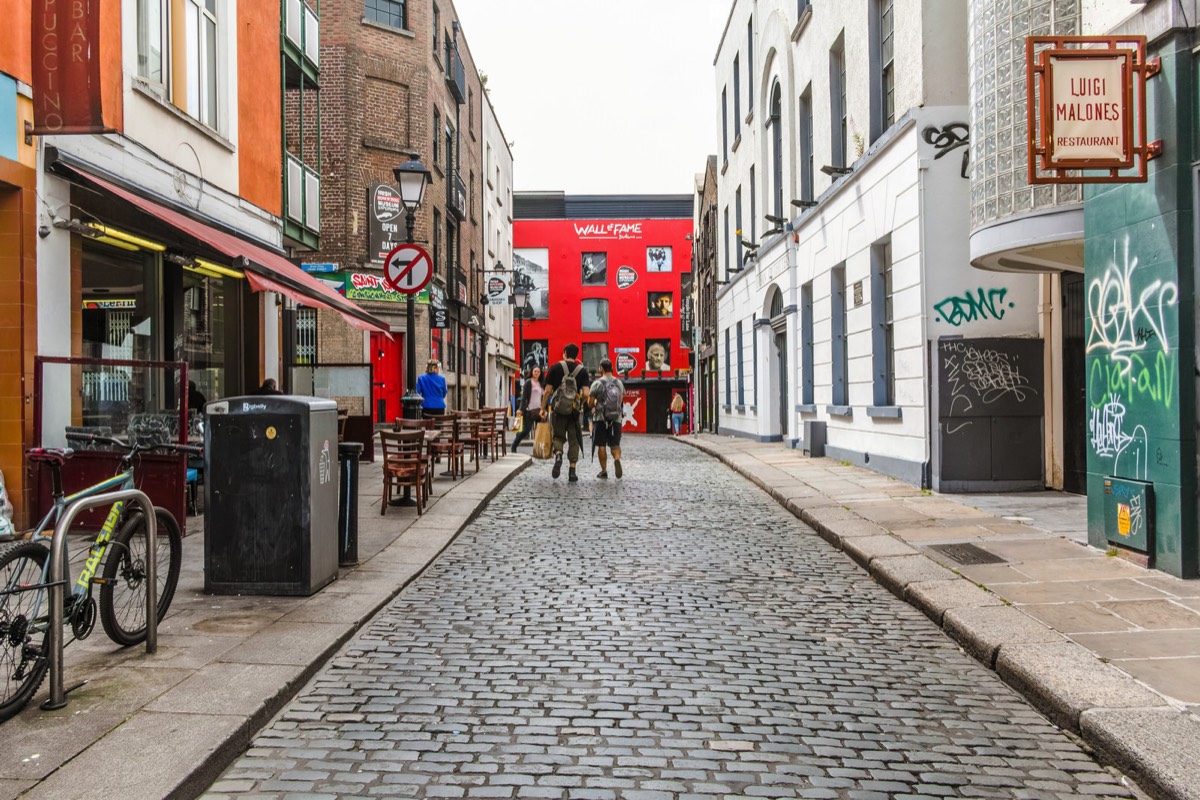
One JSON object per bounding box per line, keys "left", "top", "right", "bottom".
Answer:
{"left": 589, "top": 358, "right": 624, "bottom": 479}
{"left": 541, "top": 344, "right": 589, "bottom": 482}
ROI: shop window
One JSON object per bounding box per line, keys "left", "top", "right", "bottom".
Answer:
{"left": 366, "top": 0, "right": 407, "bottom": 29}
{"left": 458, "top": 323, "right": 467, "bottom": 374}
{"left": 581, "top": 299, "right": 608, "bottom": 332}
{"left": 430, "top": 328, "right": 442, "bottom": 364}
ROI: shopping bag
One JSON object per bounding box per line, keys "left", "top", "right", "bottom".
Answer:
{"left": 511, "top": 414, "right": 523, "bottom": 434}
{"left": 531, "top": 421, "right": 553, "bottom": 460}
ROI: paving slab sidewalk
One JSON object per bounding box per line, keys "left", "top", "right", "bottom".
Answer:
{"left": 680, "top": 433, "right": 1200, "bottom": 800}
{"left": 0, "top": 452, "right": 530, "bottom": 800}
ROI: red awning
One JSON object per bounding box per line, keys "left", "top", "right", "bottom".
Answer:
{"left": 76, "top": 172, "right": 392, "bottom": 335}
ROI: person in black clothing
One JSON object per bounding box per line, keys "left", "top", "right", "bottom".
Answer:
{"left": 540, "top": 344, "right": 589, "bottom": 482}
{"left": 187, "top": 381, "right": 206, "bottom": 414}
{"left": 252, "top": 378, "right": 283, "bottom": 395}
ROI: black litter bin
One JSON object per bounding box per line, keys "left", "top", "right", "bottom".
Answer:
{"left": 203, "top": 395, "right": 339, "bottom": 595}
{"left": 337, "top": 442, "right": 363, "bottom": 566}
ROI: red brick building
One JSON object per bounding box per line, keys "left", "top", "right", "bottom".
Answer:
{"left": 295, "top": 0, "right": 488, "bottom": 421}
{"left": 513, "top": 194, "right": 694, "bottom": 434}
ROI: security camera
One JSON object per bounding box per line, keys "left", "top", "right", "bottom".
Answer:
{"left": 38, "top": 224, "right": 51, "bottom": 239}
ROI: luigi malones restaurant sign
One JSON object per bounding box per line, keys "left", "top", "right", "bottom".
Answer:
{"left": 1046, "top": 52, "right": 1130, "bottom": 166}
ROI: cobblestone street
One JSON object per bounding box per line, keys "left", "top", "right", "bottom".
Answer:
{"left": 204, "top": 438, "right": 1138, "bottom": 799}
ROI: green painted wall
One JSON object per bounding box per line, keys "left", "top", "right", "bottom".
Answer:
{"left": 1083, "top": 35, "right": 1197, "bottom": 578}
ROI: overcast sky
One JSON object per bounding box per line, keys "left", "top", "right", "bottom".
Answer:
{"left": 454, "top": 0, "right": 730, "bottom": 196}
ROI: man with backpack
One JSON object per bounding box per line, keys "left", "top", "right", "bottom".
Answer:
{"left": 589, "top": 358, "right": 625, "bottom": 479}
{"left": 540, "top": 344, "right": 590, "bottom": 482}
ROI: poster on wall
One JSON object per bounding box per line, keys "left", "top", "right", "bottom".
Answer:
{"left": 616, "top": 266, "right": 638, "bottom": 289}
{"left": 621, "top": 388, "right": 646, "bottom": 431}
{"left": 368, "top": 184, "right": 405, "bottom": 263}
{"left": 514, "top": 248, "right": 550, "bottom": 319}
{"left": 647, "top": 246, "right": 672, "bottom": 272}
{"left": 647, "top": 292, "right": 673, "bottom": 318}
{"left": 522, "top": 339, "right": 549, "bottom": 372}
{"left": 582, "top": 253, "right": 607, "bottom": 286}
{"left": 645, "top": 339, "right": 671, "bottom": 373}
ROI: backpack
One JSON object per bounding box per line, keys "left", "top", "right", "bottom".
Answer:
{"left": 597, "top": 377, "right": 623, "bottom": 422}
{"left": 552, "top": 361, "right": 585, "bottom": 415}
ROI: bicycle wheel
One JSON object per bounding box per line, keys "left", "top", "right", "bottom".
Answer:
{"left": 0, "top": 540, "right": 50, "bottom": 722}
{"left": 99, "top": 508, "right": 181, "bottom": 647}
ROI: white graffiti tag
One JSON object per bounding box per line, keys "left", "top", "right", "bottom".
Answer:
{"left": 1089, "top": 395, "right": 1149, "bottom": 480}
{"left": 1086, "top": 236, "right": 1178, "bottom": 377}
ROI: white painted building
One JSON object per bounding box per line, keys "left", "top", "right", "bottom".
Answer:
{"left": 481, "top": 88, "right": 516, "bottom": 409}
{"left": 714, "top": 0, "right": 1045, "bottom": 488}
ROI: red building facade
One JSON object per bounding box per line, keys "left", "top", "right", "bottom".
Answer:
{"left": 513, "top": 194, "right": 693, "bottom": 434}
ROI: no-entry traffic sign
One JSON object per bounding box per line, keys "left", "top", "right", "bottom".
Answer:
{"left": 383, "top": 243, "right": 434, "bottom": 295}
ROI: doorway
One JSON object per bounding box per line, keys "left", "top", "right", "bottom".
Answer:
{"left": 1061, "top": 272, "right": 1086, "bottom": 494}
{"left": 371, "top": 332, "right": 403, "bottom": 424}
{"left": 775, "top": 330, "right": 788, "bottom": 436}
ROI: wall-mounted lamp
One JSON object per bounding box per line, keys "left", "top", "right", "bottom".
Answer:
{"left": 792, "top": 199, "right": 818, "bottom": 209}
{"left": 764, "top": 214, "right": 787, "bottom": 226}
{"left": 820, "top": 165, "right": 854, "bottom": 177}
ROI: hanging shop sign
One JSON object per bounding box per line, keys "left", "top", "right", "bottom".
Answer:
{"left": 430, "top": 284, "right": 449, "bottom": 329}
{"left": 484, "top": 271, "right": 510, "bottom": 306}
{"left": 1027, "top": 35, "right": 1160, "bottom": 184}
{"left": 31, "top": 0, "right": 114, "bottom": 134}
{"left": 367, "top": 185, "right": 405, "bottom": 262}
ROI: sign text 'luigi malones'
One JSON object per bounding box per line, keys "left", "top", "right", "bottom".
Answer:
{"left": 1027, "top": 35, "right": 1161, "bottom": 184}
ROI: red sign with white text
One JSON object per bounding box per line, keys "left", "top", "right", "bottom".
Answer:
{"left": 31, "top": 0, "right": 110, "bottom": 134}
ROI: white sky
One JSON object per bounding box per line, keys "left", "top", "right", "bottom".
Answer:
{"left": 454, "top": 0, "right": 730, "bottom": 195}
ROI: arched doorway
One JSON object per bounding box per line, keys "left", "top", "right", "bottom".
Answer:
{"left": 765, "top": 286, "right": 788, "bottom": 438}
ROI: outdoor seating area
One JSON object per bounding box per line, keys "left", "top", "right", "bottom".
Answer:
{"left": 381, "top": 408, "right": 510, "bottom": 514}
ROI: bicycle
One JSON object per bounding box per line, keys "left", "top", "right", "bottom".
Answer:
{"left": 0, "top": 433, "right": 197, "bottom": 721}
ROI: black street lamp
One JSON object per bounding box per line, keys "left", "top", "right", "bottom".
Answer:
{"left": 394, "top": 154, "right": 431, "bottom": 420}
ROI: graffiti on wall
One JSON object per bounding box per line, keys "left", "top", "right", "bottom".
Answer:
{"left": 942, "top": 340, "right": 1038, "bottom": 418}
{"left": 934, "top": 288, "right": 1015, "bottom": 327}
{"left": 1086, "top": 238, "right": 1177, "bottom": 378}
{"left": 1089, "top": 395, "right": 1149, "bottom": 480}
{"left": 1087, "top": 236, "right": 1179, "bottom": 478}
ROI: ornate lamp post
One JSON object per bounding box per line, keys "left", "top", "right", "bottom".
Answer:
{"left": 394, "top": 154, "right": 431, "bottom": 420}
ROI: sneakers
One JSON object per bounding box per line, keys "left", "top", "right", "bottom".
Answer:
{"left": 552, "top": 453, "right": 563, "bottom": 479}
{"left": 568, "top": 467, "right": 578, "bottom": 483}
{"left": 614, "top": 459, "right": 623, "bottom": 479}
{"left": 597, "top": 471, "right": 608, "bottom": 479}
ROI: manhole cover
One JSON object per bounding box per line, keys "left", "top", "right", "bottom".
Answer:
{"left": 928, "top": 543, "right": 1007, "bottom": 565}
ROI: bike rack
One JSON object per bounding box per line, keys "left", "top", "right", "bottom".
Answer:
{"left": 41, "top": 489, "right": 158, "bottom": 711}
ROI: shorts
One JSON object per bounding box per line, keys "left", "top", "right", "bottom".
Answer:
{"left": 592, "top": 420, "right": 622, "bottom": 448}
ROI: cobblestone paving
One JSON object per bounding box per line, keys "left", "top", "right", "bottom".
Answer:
{"left": 204, "top": 438, "right": 1139, "bottom": 800}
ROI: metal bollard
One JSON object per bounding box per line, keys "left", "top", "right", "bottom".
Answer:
{"left": 43, "top": 489, "right": 157, "bottom": 710}
{"left": 337, "top": 442, "right": 364, "bottom": 566}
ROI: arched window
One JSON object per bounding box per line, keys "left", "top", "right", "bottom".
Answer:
{"left": 769, "top": 287, "right": 784, "bottom": 320}
{"left": 770, "top": 82, "right": 784, "bottom": 219}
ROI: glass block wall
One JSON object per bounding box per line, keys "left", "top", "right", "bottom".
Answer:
{"left": 968, "top": 0, "right": 1081, "bottom": 232}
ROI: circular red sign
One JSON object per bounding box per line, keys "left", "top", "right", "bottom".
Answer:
{"left": 383, "top": 244, "right": 434, "bottom": 295}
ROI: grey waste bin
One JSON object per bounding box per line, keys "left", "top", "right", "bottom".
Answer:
{"left": 203, "top": 395, "right": 339, "bottom": 595}
{"left": 337, "top": 442, "right": 363, "bottom": 566}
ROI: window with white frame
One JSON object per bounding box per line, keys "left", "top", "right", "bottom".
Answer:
{"left": 137, "top": 0, "right": 222, "bottom": 131}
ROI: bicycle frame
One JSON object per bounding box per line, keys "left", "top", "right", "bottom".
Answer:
{"left": 30, "top": 469, "right": 136, "bottom": 604}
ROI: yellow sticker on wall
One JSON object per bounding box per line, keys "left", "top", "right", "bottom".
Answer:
{"left": 1116, "top": 504, "right": 1131, "bottom": 537}
{"left": 266, "top": 426, "right": 277, "bottom": 440}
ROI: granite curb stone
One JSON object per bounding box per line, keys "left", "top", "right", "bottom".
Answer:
{"left": 675, "top": 436, "right": 1197, "bottom": 800}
